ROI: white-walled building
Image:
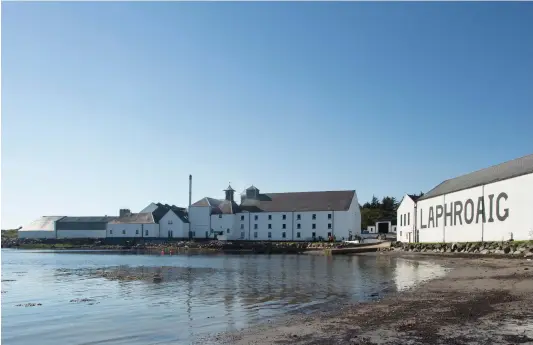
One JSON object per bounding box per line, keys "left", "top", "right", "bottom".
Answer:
{"left": 189, "top": 184, "right": 361, "bottom": 241}
{"left": 56, "top": 216, "right": 116, "bottom": 239}
{"left": 400, "top": 153, "right": 533, "bottom": 243}
{"left": 18, "top": 216, "right": 64, "bottom": 239}
{"left": 107, "top": 203, "right": 189, "bottom": 239}
{"left": 396, "top": 194, "right": 422, "bottom": 243}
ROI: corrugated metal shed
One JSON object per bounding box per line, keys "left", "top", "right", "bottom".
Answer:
{"left": 419, "top": 153, "right": 533, "bottom": 201}
{"left": 56, "top": 216, "right": 116, "bottom": 230}
{"left": 19, "top": 216, "right": 64, "bottom": 231}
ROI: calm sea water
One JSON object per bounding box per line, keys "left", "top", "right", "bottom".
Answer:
{"left": 1, "top": 249, "right": 446, "bottom": 345}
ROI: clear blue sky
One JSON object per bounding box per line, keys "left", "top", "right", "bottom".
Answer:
{"left": 2, "top": 2, "right": 533, "bottom": 229}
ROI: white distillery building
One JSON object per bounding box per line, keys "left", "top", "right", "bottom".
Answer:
{"left": 397, "top": 153, "right": 533, "bottom": 243}
{"left": 396, "top": 194, "right": 422, "bottom": 243}
{"left": 189, "top": 185, "right": 361, "bottom": 241}
{"left": 107, "top": 203, "right": 190, "bottom": 239}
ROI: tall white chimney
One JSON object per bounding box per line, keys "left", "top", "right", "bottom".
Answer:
{"left": 189, "top": 174, "right": 192, "bottom": 207}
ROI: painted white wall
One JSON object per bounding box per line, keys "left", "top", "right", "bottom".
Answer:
{"left": 333, "top": 192, "right": 362, "bottom": 240}
{"left": 234, "top": 211, "right": 335, "bottom": 241}
{"left": 18, "top": 231, "right": 56, "bottom": 239}
{"left": 397, "top": 195, "right": 416, "bottom": 243}
{"left": 159, "top": 210, "right": 189, "bottom": 239}
{"left": 211, "top": 214, "right": 236, "bottom": 239}
{"left": 186, "top": 191, "right": 362, "bottom": 242}
{"left": 107, "top": 223, "right": 159, "bottom": 238}
{"left": 235, "top": 212, "right": 251, "bottom": 240}
{"left": 416, "top": 173, "right": 533, "bottom": 243}
{"left": 56, "top": 230, "right": 107, "bottom": 239}
{"left": 481, "top": 173, "right": 533, "bottom": 242}
{"left": 188, "top": 206, "right": 211, "bottom": 239}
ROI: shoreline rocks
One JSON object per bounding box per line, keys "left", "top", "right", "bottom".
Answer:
{"left": 390, "top": 240, "right": 533, "bottom": 258}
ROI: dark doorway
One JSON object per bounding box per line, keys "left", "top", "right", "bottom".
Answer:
{"left": 377, "top": 222, "right": 389, "bottom": 234}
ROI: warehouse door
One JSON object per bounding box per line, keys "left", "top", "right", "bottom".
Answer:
{"left": 377, "top": 222, "right": 389, "bottom": 234}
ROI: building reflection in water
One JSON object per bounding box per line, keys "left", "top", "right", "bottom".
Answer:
{"left": 64, "top": 253, "right": 446, "bottom": 338}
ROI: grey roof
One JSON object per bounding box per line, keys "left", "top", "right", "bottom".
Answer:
{"left": 419, "top": 153, "right": 533, "bottom": 201}
{"left": 110, "top": 212, "right": 155, "bottom": 224}
{"left": 407, "top": 194, "right": 422, "bottom": 202}
{"left": 20, "top": 216, "right": 64, "bottom": 231}
{"left": 56, "top": 216, "right": 116, "bottom": 231}
{"left": 166, "top": 208, "right": 190, "bottom": 223}
{"left": 240, "top": 190, "right": 355, "bottom": 212}
{"left": 114, "top": 203, "right": 189, "bottom": 224}
{"left": 194, "top": 190, "right": 356, "bottom": 213}
{"left": 191, "top": 197, "right": 240, "bottom": 214}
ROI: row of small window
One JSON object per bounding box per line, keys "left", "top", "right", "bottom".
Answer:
{"left": 240, "top": 223, "right": 332, "bottom": 230}
{"left": 400, "top": 213, "right": 410, "bottom": 226}
{"left": 243, "top": 231, "right": 332, "bottom": 239}
{"left": 230, "top": 214, "right": 333, "bottom": 221}
{"left": 110, "top": 229, "right": 149, "bottom": 235}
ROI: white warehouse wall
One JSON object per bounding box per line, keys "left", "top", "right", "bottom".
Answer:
{"left": 211, "top": 214, "right": 236, "bottom": 239}
{"left": 416, "top": 173, "right": 533, "bottom": 243}
{"left": 483, "top": 173, "right": 533, "bottom": 241}
{"left": 159, "top": 211, "right": 189, "bottom": 239}
{"left": 397, "top": 195, "right": 416, "bottom": 243}
{"left": 188, "top": 206, "right": 211, "bottom": 238}
{"left": 107, "top": 223, "right": 159, "bottom": 238}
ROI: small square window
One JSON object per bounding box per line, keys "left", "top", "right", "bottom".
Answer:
{"left": 282, "top": 214, "right": 286, "bottom": 220}
{"left": 268, "top": 232, "right": 272, "bottom": 238}
{"left": 254, "top": 224, "right": 258, "bottom": 229}
{"left": 297, "top": 224, "right": 301, "bottom": 229}
{"left": 312, "top": 214, "right": 316, "bottom": 220}
{"left": 282, "top": 224, "right": 286, "bottom": 229}
{"left": 241, "top": 232, "right": 245, "bottom": 239}
{"left": 282, "top": 232, "right": 286, "bottom": 238}
{"left": 297, "top": 214, "right": 301, "bottom": 220}
{"left": 268, "top": 215, "right": 272, "bottom": 220}
{"left": 218, "top": 214, "right": 222, "bottom": 219}
{"left": 254, "top": 232, "right": 258, "bottom": 238}
{"left": 110, "top": 230, "right": 113, "bottom": 234}
{"left": 240, "top": 224, "right": 244, "bottom": 229}
{"left": 145, "top": 230, "right": 148, "bottom": 236}
{"left": 296, "top": 232, "right": 301, "bottom": 238}
{"left": 136, "top": 229, "right": 139, "bottom": 235}
{"left": 254, "top": 215, "right": 258, "bottom": 221}
{"left": 328, "top": 223, "right": 332, "bottom": 229}
{"left": 312, "top": 232, "right": 316, "bottom": 237}
{"left": 328, "top": 214, "right": 332, "bottom": 219}
{"left": 122, "top": 229, "right": 126, "bottom": 235}
{"left": 241, "top": 215, "right": 245, "bottom": 221}
{"left": 268, "top": 224, "right": 272, "bottom": 229}
{"left": 312, "top": 224, "right": 316, "bottom": 229}
{"left": 168, "top": 220, "right": 173, "bottom": 225}
{"left": 226, "top": 229, "right": 230, "bottom": 234}
{"left": 328, "top": 232, "right": 332, "bottom": 237}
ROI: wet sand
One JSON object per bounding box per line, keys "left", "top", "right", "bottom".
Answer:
{"left": 206, "top": 252, "right": 533, "bottom": 345}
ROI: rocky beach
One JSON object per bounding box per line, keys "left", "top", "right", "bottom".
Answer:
{"left": 205, "top": 252, "right": 533, "bottom": 345}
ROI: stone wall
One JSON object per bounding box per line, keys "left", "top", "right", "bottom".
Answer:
{"left": 391, "top": 241, "right": 533, "bottom": 258}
